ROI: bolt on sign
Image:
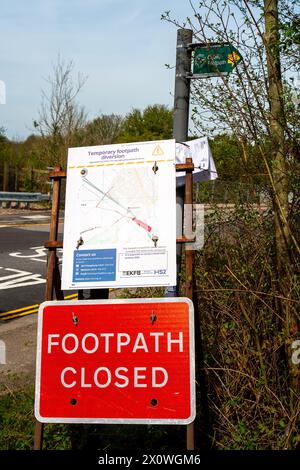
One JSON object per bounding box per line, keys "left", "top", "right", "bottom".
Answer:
{"left": 35, "top": 298, "right": 195, "bottom": 424}
{"left": 192, "top": 43, "right": 242, "bottom": 78}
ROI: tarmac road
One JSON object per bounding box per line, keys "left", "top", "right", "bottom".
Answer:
{"left": 0, "top": 209, "right": 64, "bottom": 315}
{"left": 0, "top": 210, "right": 54, "bottom": 389}
{"left": 0, "top": 210, "right": 119, "bottom": 392}
{"left": 0, "top": 210, "right": 51, "bottom": 227}
{"left": 0, "top": 227, "right": 51, "bottom": 311}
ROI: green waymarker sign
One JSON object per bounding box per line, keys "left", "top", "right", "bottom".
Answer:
{"left": 192, "top": 44, "right": 242, "bottom": 77}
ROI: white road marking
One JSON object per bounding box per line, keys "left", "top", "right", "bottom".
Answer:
{"left": 9, "top": 246, "right": 63, "bottom": 263}
{"left": 9, "top": 246, "right": 47, "bottom": 259}
{"left": 0, "top": 267, "right": 45, "bottom": 290}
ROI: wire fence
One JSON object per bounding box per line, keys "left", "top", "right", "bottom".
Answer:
{"left": 193, "top": 179, "right": 270, "bottom": 205}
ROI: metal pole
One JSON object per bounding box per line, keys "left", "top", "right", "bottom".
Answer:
{"left": 34, "top": 165, "right": 63, "bottom": 450}
{"left": 173, "top": 29, "right": 192, "bottom": 142}
{"left": 172, "top": 29, "right": 195, "bottom": 450}
{"left": 169, "top": 28, "right": 193, "bottom": 297}
{"left": 184, "top": 157, "right": 195, "bottom": 451}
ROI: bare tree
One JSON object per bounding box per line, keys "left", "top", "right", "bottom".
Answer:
{"left": 34, "top": 55, "right": 87, "bottom": 166}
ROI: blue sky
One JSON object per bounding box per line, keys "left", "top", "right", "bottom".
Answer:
{"left": 0, "top": 0, "right": 192, "bottom": 140}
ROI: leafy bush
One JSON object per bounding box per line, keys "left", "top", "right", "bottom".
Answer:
{"left": 194, "top": 201, "right": 300, "bottom": 449}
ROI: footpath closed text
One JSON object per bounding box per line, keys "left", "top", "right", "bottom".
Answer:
{"left": 46, "top": 330, "right": 185, "bottom": 389}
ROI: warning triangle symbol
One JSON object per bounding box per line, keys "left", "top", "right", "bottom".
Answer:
{"left": 152, "top": 145, "right": 164, "bottom": 156}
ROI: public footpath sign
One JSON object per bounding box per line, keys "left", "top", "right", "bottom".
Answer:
{"left": 35, "top": 298, "right": 195, "bottom": 424}
{"left": 193, "top": 43, "right": 242, "bottom": 77}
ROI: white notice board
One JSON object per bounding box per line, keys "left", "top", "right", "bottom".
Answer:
{"left": 61, "top": 140, "right": 176, "bottom": 289}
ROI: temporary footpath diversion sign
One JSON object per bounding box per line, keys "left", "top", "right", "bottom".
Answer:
{"left": 61, "top": 140, "right": 177, "bottom": 290}
{"left": 35, "top": 298, "right": 195, "bottom": 424}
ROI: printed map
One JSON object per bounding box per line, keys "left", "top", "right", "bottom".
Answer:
{"left": 61, "top": 140, "right": 176, "bottom": 289}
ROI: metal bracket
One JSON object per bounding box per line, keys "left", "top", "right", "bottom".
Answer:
{"left": 187, "top": 41, "right": 231, "bottom": 50}
{"left": 186, "top": 72, "right": 194, "bottom": 79}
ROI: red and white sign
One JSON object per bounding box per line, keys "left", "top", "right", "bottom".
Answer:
{"left": 35, "top": 298, "right": 195, "bottom": 424}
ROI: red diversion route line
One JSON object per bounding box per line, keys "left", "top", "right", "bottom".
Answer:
{"left": 131, "top": 217, "right": 152, "bottom": 233}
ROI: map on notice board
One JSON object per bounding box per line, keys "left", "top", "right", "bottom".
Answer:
{"left": 61, "top": 140, "right": 176, "bottom": 289}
